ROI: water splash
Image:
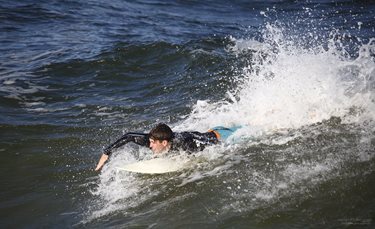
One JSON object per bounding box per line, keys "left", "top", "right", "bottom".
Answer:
{"left": 177, "top": 24, "right": 375, "bottom": 136}
{"left": 86, "top": 23, "right": 375, "bottom": 224}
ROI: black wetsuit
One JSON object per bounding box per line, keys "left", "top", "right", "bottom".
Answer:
{"left": 103, "top": 131, "right": 218, "bottom": 156}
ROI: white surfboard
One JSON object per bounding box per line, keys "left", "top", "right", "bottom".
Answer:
{"left": 116, "top": 156, "right": 188, "bottom": 174}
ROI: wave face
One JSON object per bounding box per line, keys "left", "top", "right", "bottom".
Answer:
{"left": 0, "top": 1, "right": 374, "bottom": 228}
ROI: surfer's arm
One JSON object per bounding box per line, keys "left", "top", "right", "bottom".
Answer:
{"left": 177, "top": 131, "right": 218, "bottom": 152}
{"left": 95, "top": 133, "right": 149, "bottom": 171}
{"left": 95, "top": 154, "right": 109, "bottom": 171}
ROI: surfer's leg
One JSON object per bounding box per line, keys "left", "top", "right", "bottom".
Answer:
{"left": 208, "top": 126, "right": 242, "bottom": 141}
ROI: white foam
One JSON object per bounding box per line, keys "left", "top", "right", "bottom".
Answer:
{"left": 170, "top": 25, "right": 375, "bottom": 216}
{"left": 87, "top": 147, "right": 144, "bottom": 219}
{"left": 23, "top": 102, "right": 46, "bottom": 107}
{"left": 75, "top": 104, "right": 87, "bottom": 108}
{"left": 177, "top": 25, "right": 375, "bottom": 136}
{"left": 25, "top": 106, "right": 69, "bottom": 113}
{"left": 3, "top": 79, "right": 15, "bottom": 85}
{"left": 88, "top": 24, "right": 375, "bottom": 222}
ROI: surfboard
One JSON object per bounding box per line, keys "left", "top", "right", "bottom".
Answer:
{"left": 116, "top": 156, "right": 188, "bottom": 174}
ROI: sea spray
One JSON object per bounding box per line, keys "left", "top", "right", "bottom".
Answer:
{"left": 171, "top": 24, "right": 375, "bottom": 217}
{"left": 177, "top": 24, "right": 375, "bottom": 136}
{"left": 87, "top": 23, "right": 375, "bottom": 224}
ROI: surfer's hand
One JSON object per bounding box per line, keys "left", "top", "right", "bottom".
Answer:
{"left": 95, "top": 154, "right": 109, "bottom": 171}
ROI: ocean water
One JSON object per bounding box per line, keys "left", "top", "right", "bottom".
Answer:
{"left": 1, "top": 0, "right": 375, "bottom": 228}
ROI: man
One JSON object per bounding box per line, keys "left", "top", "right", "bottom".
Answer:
{"left": 95, "top": 123, "right": 241, "bottom": 171}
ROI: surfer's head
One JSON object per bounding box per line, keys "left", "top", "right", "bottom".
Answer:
{"left": 149, "top": 123, "right": 173, "bottom": 153}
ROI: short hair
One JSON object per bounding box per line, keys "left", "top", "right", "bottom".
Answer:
{"left": 149, "top": 123, "right": 173, "bottom": 141}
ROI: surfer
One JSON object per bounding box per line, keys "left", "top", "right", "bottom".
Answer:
{"left": 95, "top": 123, "right": 241, "bottom": 171}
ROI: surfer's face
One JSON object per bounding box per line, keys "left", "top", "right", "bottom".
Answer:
{"left": 149, "top": 138, "right": 170, "bottom": 154}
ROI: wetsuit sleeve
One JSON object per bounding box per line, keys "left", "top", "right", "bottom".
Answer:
{"left": 189, "top": 131, "right": 218, "bottom": 150}
{"left": 173, "top": 131, "right": 218, "bottom": 152}
{"left": 103, "top": 133, "right": 149, "bottom": 156}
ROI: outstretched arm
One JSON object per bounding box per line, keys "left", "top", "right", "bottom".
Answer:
{"left": 95, "top": 154, "right": 109, "bottom": 171}
{"left": 94, "top": 132, "right": 149, "bottom": 171}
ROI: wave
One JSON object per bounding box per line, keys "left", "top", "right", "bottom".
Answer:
{"left": 176, "top": 24, "right": 375, "bottom": 135}
{"left": 84, "top": 22, "right": 375, "bottom": 225}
